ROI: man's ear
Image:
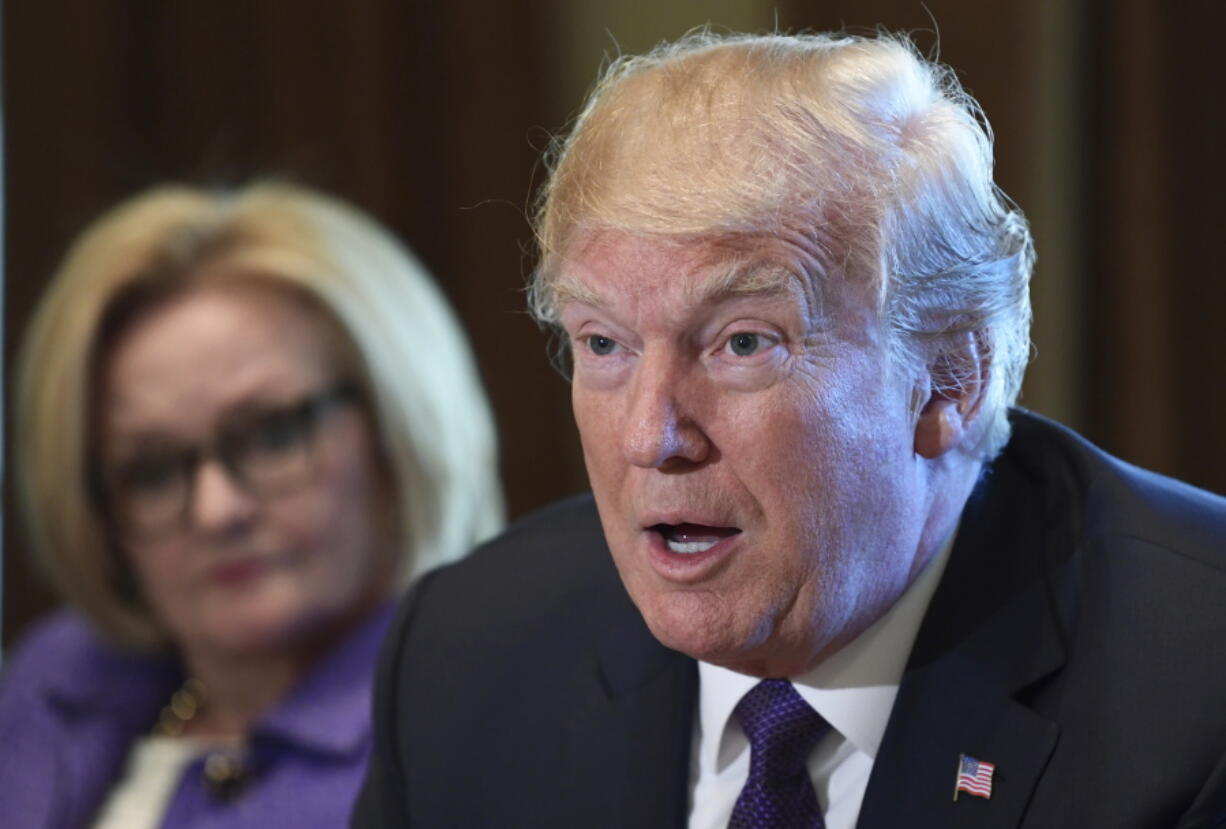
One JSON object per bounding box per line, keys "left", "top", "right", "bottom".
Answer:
{"left": 914, "top": 330, "right": 990, "bottom": 459}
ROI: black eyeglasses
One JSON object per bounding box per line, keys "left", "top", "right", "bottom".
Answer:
{"left": 96, "top": 384, "right": 360, "bottom": 538}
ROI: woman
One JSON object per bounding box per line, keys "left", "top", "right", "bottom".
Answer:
{"left": 0, "top": 182, "right": 504, "bottom": 827}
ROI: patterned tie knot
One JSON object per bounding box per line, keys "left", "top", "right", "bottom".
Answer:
{"left": 735, "top": 679, "right": 827, "bottom": 779}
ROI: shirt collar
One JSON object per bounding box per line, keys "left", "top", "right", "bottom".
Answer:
{"left": 697, "top": 526, "right": 956, "bottom": 772}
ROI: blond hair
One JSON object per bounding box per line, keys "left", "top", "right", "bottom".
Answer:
{"left": 18, "top": 181, "right": 504, "bottom": 648}
{"left": 530, "top": 31, "right": 1033, "bottom": 456}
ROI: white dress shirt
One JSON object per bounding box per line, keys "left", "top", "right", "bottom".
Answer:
{"left": 688, "top": 529, "right": 956, "bottom": 829}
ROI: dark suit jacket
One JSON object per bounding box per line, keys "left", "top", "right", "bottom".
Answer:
{"left": 353, "top": 411, "right": 1226, "bottom": 828}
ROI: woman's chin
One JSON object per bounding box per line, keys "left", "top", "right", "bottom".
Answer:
{"left": 174, "top": 598, "right": 325, "bottom": 661}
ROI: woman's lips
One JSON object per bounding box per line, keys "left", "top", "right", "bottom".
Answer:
{"left": 645, "top": 523, "right": 742, "bottom": 581}
{"left": 208, "top": 558, "right": 271, "bottom": 587}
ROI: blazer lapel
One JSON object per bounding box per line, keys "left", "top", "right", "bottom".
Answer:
{"left": 859, "top": 447, "right": 1076, "bottom": 829}
{"left": 44, "top": 648, "right": 178, "bottom": 827}
{"left": 561, "top": 575, "right": 697, "bottom": 829}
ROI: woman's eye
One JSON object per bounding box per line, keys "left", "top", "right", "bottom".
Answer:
{"left": 115, "top": 455, "right": 181, "bottom": 493}
{"left": 726, "top": 332, "right": 769, "bottom": 356}
{"left": 249, "top": 414, "right": 307, "bottom": 454}
{"left": 586, "top": 335, "right": 618, "bottom": 356}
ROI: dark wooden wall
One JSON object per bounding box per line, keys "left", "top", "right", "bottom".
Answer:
{"left": 1085, "top": 0, "right": 1226, "bottom": 492}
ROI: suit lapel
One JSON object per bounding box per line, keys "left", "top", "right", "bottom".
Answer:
{"left": 857, "top": 598, "right": 1062, "bottom": 828}
{"left": 859, "top": 446, "right": 1076, "bottom": 829}
{"left": 561, "top": 573, "right": 697, "bottom": 829}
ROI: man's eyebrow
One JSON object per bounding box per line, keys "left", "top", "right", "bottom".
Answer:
{"left": 699, "top": 262, "right": 825, "bottom": 327}
{"left": 553, "top": 262, "right": 809, "bottom": 309}
{"left": 551, "top": 274, "right": 607, "bottom": 309}
{"left": 699, "top": 262, "right": 797, "bottom": 302}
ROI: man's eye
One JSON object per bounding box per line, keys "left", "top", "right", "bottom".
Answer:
{"left": 726, "top": 332, "right": 769, "bottom": 357}
{"left": 586, "top": 335, "right": 618, "bottom": 356}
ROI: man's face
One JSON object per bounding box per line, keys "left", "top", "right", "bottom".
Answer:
{"left": 559, "top": 229, "right": 942, "bottom": 677}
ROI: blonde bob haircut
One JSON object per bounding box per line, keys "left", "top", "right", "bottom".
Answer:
{"left": 17, "top": 181, "right": 504, "bottom": 649}
{"left": 530, "top": 30, "right": 1033, "bottom": 458}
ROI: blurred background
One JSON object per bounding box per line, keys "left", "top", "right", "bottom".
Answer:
{"left": 4, "top": 0, "right": 1223, "bottom": 648}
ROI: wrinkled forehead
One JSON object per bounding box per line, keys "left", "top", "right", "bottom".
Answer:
{"left": 551, "top": 228, "right": 861, "bottom": 324}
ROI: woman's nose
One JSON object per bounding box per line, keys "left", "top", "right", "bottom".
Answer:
{"left": 188, "top": 458, "right": 258, "bottom": 534}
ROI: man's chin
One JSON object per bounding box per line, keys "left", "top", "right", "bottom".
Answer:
{"left": 635, "top": 588, "right": 760, "bottom": 667}
{"left": 632, "top": 587, "right": 827, "bottom": 677}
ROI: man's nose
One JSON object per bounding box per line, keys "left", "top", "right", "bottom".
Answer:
{"left": 622, "top": 356, "right": 711, "bottom": 470}
{"left": 188, "top": 459, "right": 258, "bottom": 534}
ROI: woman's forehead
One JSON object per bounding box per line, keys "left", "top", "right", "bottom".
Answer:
{"left": 99, "top": 281, "right": 342, "bottom": 441}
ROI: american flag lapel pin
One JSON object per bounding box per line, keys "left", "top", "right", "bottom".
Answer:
{"left": 953, "top": 753, "right": 995, "bottom": 801}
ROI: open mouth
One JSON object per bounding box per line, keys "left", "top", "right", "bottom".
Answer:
{"left": 649, "top": 522, "right": 742, "bottom": 555}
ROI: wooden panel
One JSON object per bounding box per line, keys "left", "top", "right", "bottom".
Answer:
{"left": 1087, "top": 0, "right": 1226, "bottom": 494}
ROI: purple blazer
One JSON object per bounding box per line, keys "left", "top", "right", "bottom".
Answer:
{"left": 0, "top": 603, "right": 393, "bottom": 828}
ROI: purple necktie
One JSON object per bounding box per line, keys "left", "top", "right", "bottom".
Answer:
{"left": 728, "top": 679, "right": 829, "bottom": 829}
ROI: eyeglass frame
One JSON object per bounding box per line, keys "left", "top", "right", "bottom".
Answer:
{"left": 92, "top": 383, "right": 363, "bottom": 539}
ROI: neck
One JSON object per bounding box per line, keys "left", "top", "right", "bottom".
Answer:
{"left": 175, "top": 646, "right": 310, "bottom": 738}
{"left": 914, "top": 458, "right": 982, "bottom": 573}
{"left": 174, "top": 603, "right": 380, "bottom": 738}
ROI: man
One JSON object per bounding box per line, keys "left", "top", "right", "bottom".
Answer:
{"left": 354, "top": 32, "right": 1226, "bottom": 828}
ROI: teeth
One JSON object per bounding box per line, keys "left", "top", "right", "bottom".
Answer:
{"left": 666, "top": 539, "right": 718, "bottom": 555}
